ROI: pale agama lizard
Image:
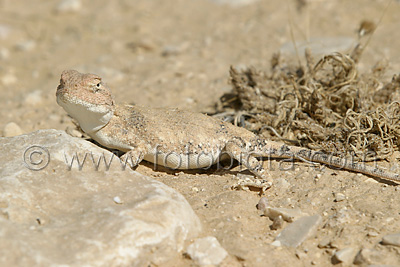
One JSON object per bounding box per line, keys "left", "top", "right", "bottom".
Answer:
{"left": 56, "top": 70, "right": 400, "bottom": 187}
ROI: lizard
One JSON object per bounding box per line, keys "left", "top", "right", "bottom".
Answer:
{"left": 56, "top": 69, "right": 400, "bottom": 188}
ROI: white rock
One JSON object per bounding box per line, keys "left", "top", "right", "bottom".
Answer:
{"left": 24, "top": 90, "right": 43, "bottom": 106}
{"left": 0, "top": 130, "right": 201, "bottom": 266}
{"left": 256, "top": 197, "right": 268, "bottom": 211}
{"left": 1, "top": 72, "right": 17, "bottom": 85}
{"left": 270, "top": 215, "right": 285, "bottom": 230}
{"left": 3, "top": 122, "right": 23, "bottom": 137}
{"left": 186, "top": 236, "right": 228, "bottom": 265}
{"left": 382, "top": 233, "right": 400, "bottom": 247}
{"left": 334, "top": 192, "right": 346, "bottom": 202}
{"left": 0, "top": 47, "right": 9, "bottom": 60}
{"left": 332, "top": 247, "right": 357, "bottom": 264}
{"left": 15, "top": 40, "right": 36, "bottom": 52}
{"left": 56, "top": 0, "right": 81, "bottom": 13}
{"left": 271, "top": 240, "right": 282, "bottom": 247}
{"left": 353, "top": 248, "right": 381, "bottom": 265}
{"left": 0, "top": 24, "right": 11, "bottom": 40}
{"left": 113, "top": 196, "right": 123, "bottom": 204}
{"left": 208, "top": 0, "right": 259, "bottom": 7}
{"left": 275, "top": 215, "right": 322, "bottom": 247}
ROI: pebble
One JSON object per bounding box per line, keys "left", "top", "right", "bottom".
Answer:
{"left": 264, "top": 207, "right": 307, "bottom": 222}
{"left": 256, "top": 197, "right": 268, "bottom": 211}
{"left": 208, "top": 0, "right": 259, "bottom": 7}
{"left": 332, "top": 247, "right": 356, "bottom": 264}
{"left": 15, "top": 40, "right": 36, "bottom": 52}
{"left": 55, "top": 0, "right": 82, "bottom": 13}
{"left": 0, "top": 47, "right": 9, "bottom": 60}
{"left": 1, "top": 72, "right": 17, "bottom": 85}
{"left": 353, "top": 248, "right": 381, "bottom": 265}
{"left": 161, "top": 42, "right": 189, "bottom": 57}
{"left": 334, "top": 192, "right": 346, "bottom": 202}
{"left": 317, "top": 238, "right": 331, "bottom": 248}
{"left": 367, "top": 231, "right": 379, "bottom": 237}
{"left": 270, "top": 215, "right": 284, "bottom": 230}
{"left": 113, "top": 196, "right": 123, "bottom": 204}
{"left": 186, "top": 236, "right": 228, "bottom": 265}
{"left": 274, "top": 215, "right": 322, "bottom": 248}
{"left": 3, "top": 122, "right": 23, "bottom": 137}
{"left": 295, "top": 250, "right": 307, "bottom": 260}
{"left": 24, "top": 90, "right": 43, "bottom": 106}
{"left": 0, "top": 24, "right": 11, "bottom": 40}
{"left": 270, "top": 240, "right": 281, "bottom": 247}
{"left": 382, "top": 233, "right": 400, "bottom": 246}
{"left": 191, "top": 187, "right": 199, "bottom": 192}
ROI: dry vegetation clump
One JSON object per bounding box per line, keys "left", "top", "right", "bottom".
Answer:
{"left": 215, "top": 48, "right": 400, "bottom": 161}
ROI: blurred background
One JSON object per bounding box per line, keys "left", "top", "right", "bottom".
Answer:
{"left": 0, "top": 0, "right": 399, "bottom": 136}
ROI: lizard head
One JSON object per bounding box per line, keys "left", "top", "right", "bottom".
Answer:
{"left": 56, "top": 70, "right": 115, "bottom": 134}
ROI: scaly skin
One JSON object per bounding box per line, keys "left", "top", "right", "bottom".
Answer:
{"left": 56, "top": 70, "right": 400, "bottom": 187}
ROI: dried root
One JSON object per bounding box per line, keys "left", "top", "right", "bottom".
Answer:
{"left": 216, "top": 50, "right": 400, "bottom": 161}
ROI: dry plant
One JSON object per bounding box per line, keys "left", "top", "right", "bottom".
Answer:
{"left": 214, "top": 42, "right": 400, "bottom": 161}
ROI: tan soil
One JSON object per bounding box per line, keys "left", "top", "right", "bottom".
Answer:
{"left": 2, "top": 0, "right": 400, "bottom": 265}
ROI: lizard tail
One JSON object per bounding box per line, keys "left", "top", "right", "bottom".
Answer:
{"left": 256, "top": 140, "right": 400, "bottom": 184}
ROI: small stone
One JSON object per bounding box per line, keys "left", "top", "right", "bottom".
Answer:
{"left": 365, "top": 178, "right": 379, "bottom": 184}
{"left": 353, "top": 248, "right": 381, "bottom": 265}
{"left": 161, "top": 42, "right": 189, "bottom": 57}
{"left": 186, "top": 236, "right": 228, "bottom": 266}
{"left": 334, "top": 192, "right": 346, "bottom": 202}
{"left": 318, "top": 238, "right": 331, "bottom": 248}
{"left": 367, "top": 231, "right": 379, "bottom": 237}
{"left": 113, "top": 196, "right": 123, "bottom": 204}
{"left": 382, "top": 233, "right": 400, "bottom": 246}
{"left": 161, "top": 46, "right": 181, "bottom": 57}
{"left": 56, "top": 0, "right": 81, "bottom": 13}
{"left": 332, "top": 247, "right": 357, "bottom": 264}
{"left": 264, "top": 207, "right": 307, "bottom": 222}
{"left": 274, "top": 177, "right": 290, "bottom": 190}
{"left": 24, "top": 90, "right": 43, "bottom": 106}
{"left": 0, "top": 24, "right": 11, "bottom": 40}
{"left": 270, "top": 240, "right": 281, "bottom": 247}
{"left": 270, "top": 215, "right": 284, "bottom": 230}
{"left": 295, "top": 250, "right": 307, "bottom": 260}
{"left": 208, "top": 0, "right": 259, "bottom": 7}
{"left": 191, "top": 187, "right": 199, "bottom": 192}
{"left": 3, "top": 122, "right": 23, "bottom": 137}
{"left": 15, "top": 40, "right": 36, "bottom": 52}
{"left": 256, "top": 197, "right": 268, "bottom": 211}
{"left": 1, "top": 72, "right": 17, "bottom": 85}
{"left": 0, "top": 47, "right": 9, "bottom": 60}
{"left": 275, "top": 215, "right": 322, "bottom": 248}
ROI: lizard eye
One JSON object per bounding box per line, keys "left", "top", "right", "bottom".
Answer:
{"left": 93, "top": 82, "right": 101, "bottom": 92}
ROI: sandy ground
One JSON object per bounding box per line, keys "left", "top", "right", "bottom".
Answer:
{"left": 2, "top": 0, "right": 400, "bottom": 265}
